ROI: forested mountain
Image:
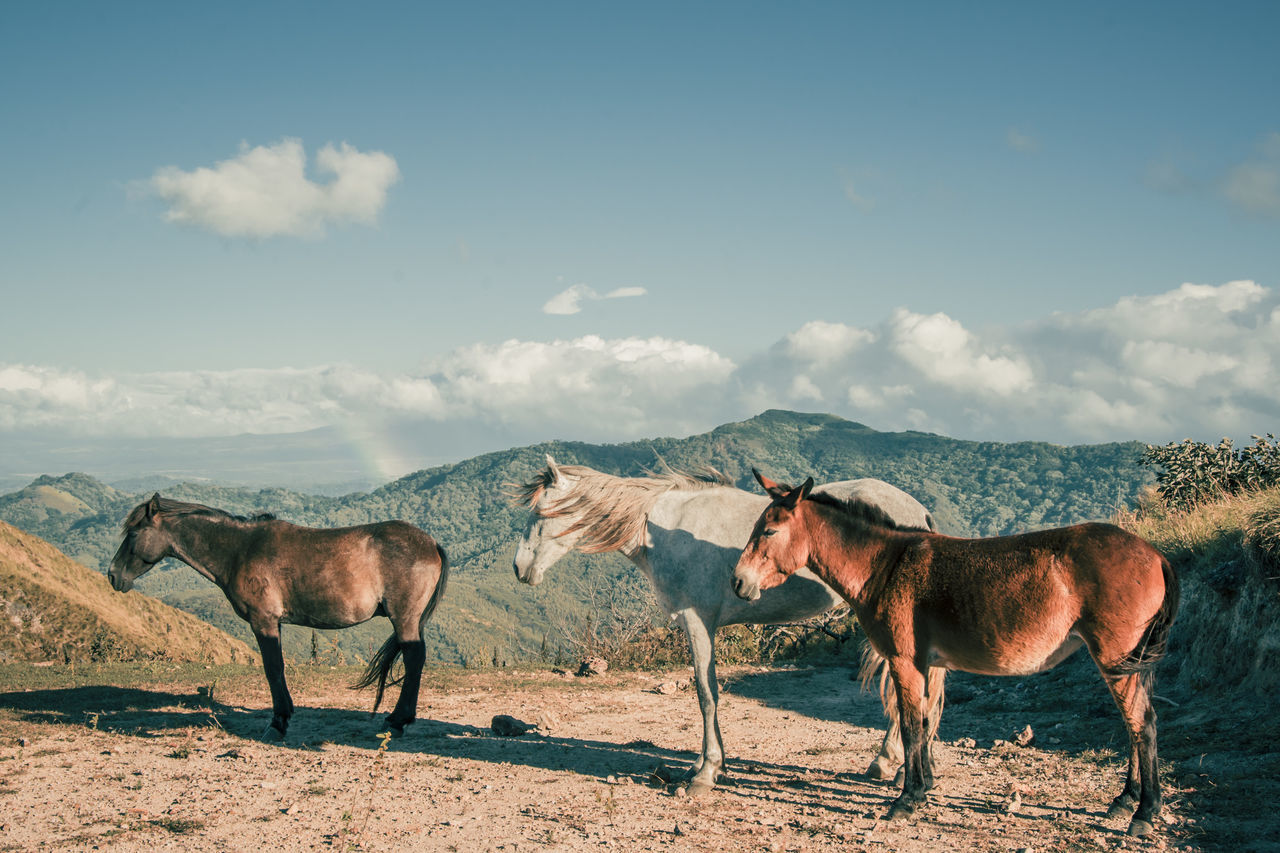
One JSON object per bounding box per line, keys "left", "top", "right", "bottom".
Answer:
{"left": 0, "top": 410, "right": 1153, "bottom": 666}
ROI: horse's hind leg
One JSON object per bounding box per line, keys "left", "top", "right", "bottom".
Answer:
{"left": 385, "top": 640, "right": 425, "bottom": 734}
{"left": 253, "top": 626, "right": 294, "bottom": 741}
{"left": 862, "top": 647, "right": 902, "bottom": 780}
{"left": 921, "top": 665, "right": 946, "bottom": 790}
{"left": 1099, "top": 670, "right": 1161, "bottom": 837}
{"left": 680, "top": 611, "right": 724, "bottom": 796}
{"left": 385, "top": 619, "right": 427, "bottom": 735}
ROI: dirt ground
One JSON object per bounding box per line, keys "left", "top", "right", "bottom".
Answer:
{"left": 0, "top": 661, "right": 1269, "bottom": 852}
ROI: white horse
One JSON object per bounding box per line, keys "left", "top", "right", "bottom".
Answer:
{"left": 512, "top": 455, "right": 945, "bottom": 794}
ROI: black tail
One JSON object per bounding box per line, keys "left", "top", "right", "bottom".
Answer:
{"left": 1114, "top": 555, "right": 1180, "bottom": 676}
{"left": 351, "top": 544, "right": 450, "bottom": 714}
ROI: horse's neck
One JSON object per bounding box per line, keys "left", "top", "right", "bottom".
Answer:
{"left": 165, "top": 516, "right": 247, "bottom": 587}
{"left": 803, "top": 504, "right": 893, "bottom": 605}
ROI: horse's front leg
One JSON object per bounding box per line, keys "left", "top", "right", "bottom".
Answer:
{"left": 679, "top": 611, "right": 723, "bottom": 796}
{"left": 886, "top": 657, "right": 929, "bottom": 820}
{"left": 252, "top": 625, "right": 294, "bottom": 741}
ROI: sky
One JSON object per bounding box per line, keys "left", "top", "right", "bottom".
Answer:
{"left": 2, "top": 2, "right": 1278, "bottom": 484}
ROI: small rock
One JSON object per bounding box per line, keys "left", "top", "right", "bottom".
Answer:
{"left": 576, "top": 657, "right": 608, "bottom": 677}
{"left": 673, "top": 822, "right": 684, "bottom": 836}
{"left": 536, "top": 710, "right": 559, "bottom": 733}
{"left": 1013, "top": 725, "right": 1035, "bottom": 747}
{"left": 606, "top": 775, "right": 618, "bottom": 784}
{"left": 673, "top": 785, "right": 687, "bottom": 799}
{"left": 955, "top": 737, "right": 977, "bottom": 749}
{"left": 654, "top": 681, "right": 680, "bottom": 695}
{"left": 491, "top": 715, "right": 533, "bottom": 737}
{"left": 1003, "top": 790, "right": 1022, "bottom": 814}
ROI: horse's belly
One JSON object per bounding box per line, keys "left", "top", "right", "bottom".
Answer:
{"left": 933, "top": 634, "right": 1084, "bottom": 677}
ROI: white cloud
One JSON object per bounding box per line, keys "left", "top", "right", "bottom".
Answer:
{"left": 542, "top": 283, "right": 647, "bottom": 315}
{"left": 838, "top": 167, "right": 875, "bottom": 211}
{"left": 786, "top": 321, "right": 873, "bottom": 365}
{"left": 146, "top": 139, "right": 400, "bottom": 238}
{"left": 1222, "top": 160, "right": 1280, "bottom": 217}
{"left": 888, "top": 309, "right": 1034, "bottom": 396}
{"left": 4, "top": 281, "right": 1277, "bottom": 450}
{"left": 1221, "top": 132, "right": 1280, "bottom": 217}
{"left": 1006, "top": 127, "right": 1038, "bottom": 153}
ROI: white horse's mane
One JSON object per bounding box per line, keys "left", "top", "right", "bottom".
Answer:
{"left": 513, "top": 462, "right": 732, "bottom": 553}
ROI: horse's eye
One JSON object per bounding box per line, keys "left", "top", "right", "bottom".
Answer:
{"left": 760, "top": 529, "right": 776, "bottom": 538}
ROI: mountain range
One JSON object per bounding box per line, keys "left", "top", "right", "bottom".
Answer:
{"left": 0, "top": 410, "right": 1154, "bottom": 665}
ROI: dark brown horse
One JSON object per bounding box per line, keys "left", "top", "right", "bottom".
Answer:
{"left": 109, "top": 494, "right": 448, "bottom": 740}
{"left": 733, "top": 472, "right": 1178, "bottom": 838}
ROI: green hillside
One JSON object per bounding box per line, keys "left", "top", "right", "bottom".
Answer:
{"left": 0, "top": 410, "right": 1153, "bottom": 666}
{"left": 0, "top": 521, "right": 256, "bottom": 665}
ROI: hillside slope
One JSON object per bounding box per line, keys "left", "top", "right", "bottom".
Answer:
{"left": 0, "top": 521, "right": 256, "bottom": 665}
{"left": 0, "top": 410, "right": 1153, "bottom": 666}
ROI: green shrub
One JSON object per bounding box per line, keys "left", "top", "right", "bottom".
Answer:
{"left": 1141, "top": 434, "right": 1280, "bottom": 510}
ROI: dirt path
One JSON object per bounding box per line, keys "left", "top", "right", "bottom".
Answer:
{"left": 0, "top": 664, "right": 1220, "bottom": 851}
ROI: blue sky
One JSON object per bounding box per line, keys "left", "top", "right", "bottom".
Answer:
{"left": 2, "top": 2, "right": 1278, "bottom": 481}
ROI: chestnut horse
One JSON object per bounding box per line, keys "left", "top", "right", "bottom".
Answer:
{"left": 110, "top": 494, "right": 448, "bottom": 740}
{"left": 733, "top": 472, "right": 1178, "bottom": 838}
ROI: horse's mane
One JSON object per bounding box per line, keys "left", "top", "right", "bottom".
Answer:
{"left": 511, "top": 462, "right": 732, "bottom": 553}
{"left": 121, "top": 496, "right": 276, "bottom": 533}
{"left": 805, "top": 492, "right": 931, "bottom": 533}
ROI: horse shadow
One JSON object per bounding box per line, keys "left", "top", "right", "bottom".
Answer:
{"left": 725, "top": 656, "right": 1128, "bottom": 754}
{"left": 0, "top": 682, "right": 853, "bottom": 796}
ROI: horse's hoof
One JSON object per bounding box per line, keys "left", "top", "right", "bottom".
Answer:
{"left": 386, "top": 720, "right": 408, "bottom": 737}
{"left": 887, "top": 799, "right": 917, "bottom": 821}
{"left": 683, "top": 778, "right": 714, "bottom": 798}
{"left": 1126, "top": 818, "right": 1155, "bottom": 837}
{"left": 866, "top": 758, "right": 897, "bottom": 781}
{"left": 1107, "top": 798, "right": 1137, "bottom": 819}
{"left": 260, "top": 724, "right": 285, "bottom": 743}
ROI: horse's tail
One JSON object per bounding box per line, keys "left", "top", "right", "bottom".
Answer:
{"left": 353, "top": 633, "right": 402, "bottom": 714}
{"left": 424, "top": 544, "right": 448, "bottom": 627}
{"left": 1114, "top": 554, "right": 1181, "bottom": 678}
{"left": 351, "top": 542, "right": 451, "bottom": 714}
{"left": 858, "top": 642, "right": 893, "bottom": 714}
{"left": 859, "top": 641, "right": 946, "bottom": 724}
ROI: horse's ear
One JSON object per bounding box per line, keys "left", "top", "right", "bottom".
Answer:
{"left": 752, "top": 468, "right": 790, "bottom": 500}
{"left": 796, "top": 477, "right": 814, "bottom": 501}
{"left": 546, "top": 454, "right": 568, "bottom": 489}
{"left": 145, "top": 493, "right": 162, "bottom": 519}
{"left": 779, "top": 477, "right": 814, "bottom": 509}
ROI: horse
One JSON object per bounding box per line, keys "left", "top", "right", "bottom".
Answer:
{"left": 733, "top": 471, "right": 1179, "bottom": 838}
{"left": 511, "top": 454, "right": 943, "bottom": 794}
{"left": 109, "top": 494, "right": 448, "bottom": 740}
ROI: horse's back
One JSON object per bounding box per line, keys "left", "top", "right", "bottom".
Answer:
{"left": 818, "top": 479, "right": 934, "bottom": 530}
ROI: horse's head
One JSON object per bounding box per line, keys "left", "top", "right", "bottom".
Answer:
{"left": 109, "top": 493, "right": 172, "bottom": 592}
{"left": 733, "top": 469, "right": 814, "bottom": 601}
{"left": 512, "top": 455, "right": 584, "bottom": 586}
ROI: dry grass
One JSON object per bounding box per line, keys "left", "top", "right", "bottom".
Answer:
{"left": 0, "top": 521, "right": 256, "bottom": 665}
{"left": 1118, "top": 485, "right": 1280, "bottom": 697}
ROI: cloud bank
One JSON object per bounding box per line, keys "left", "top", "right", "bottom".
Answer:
{"left": 146, "top": 139, "right": 400, "bottom": 237}
{"left": 3, "top": 281, "right": 1275, "bottom": 448}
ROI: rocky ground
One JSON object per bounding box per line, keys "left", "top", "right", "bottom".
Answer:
{"left": 0, "top": 660, "right": 1271, "bottom": 852}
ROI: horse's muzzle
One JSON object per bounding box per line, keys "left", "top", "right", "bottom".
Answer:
{"left": 733, "top": 576, "right": 761, "bottom": 601}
